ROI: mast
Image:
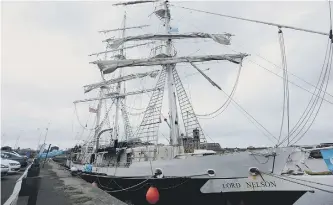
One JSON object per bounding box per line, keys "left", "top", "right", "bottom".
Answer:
{"left": 164, "top": 0, "right": 180, "bottom": 145}
{"left": 113, "top": 12, "right": 127, "bottom": 142}
{"left": 77, "top": 0, "right": 248, "bottom": 151}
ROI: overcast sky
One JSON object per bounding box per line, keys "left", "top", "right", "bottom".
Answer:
{"left": 1, "top": 0, "right": 333, "bottom": 150}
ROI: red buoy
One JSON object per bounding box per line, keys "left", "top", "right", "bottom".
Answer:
{"left": 146, "top": 186, "right": 159, "bottom": 204}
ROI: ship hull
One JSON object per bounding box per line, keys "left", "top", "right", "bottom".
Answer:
{"left": 79, "top": 173, "right": 306, "bottom": 205}
{"left": 66, "top": 147, "right": 313, "bottom": 204}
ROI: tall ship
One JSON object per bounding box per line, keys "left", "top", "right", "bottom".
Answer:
{"left": 67, "top": 1, "right": 333, "bottom": 204}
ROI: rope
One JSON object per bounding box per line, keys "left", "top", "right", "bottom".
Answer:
{"left": 329, "top": 0, "right": 332, "bottom": 30}
{"left": 290, "top": 45, "right": 333, "bottom": 145}
{"left": 277, "top": 28, "right": 291, "bottom": 146}
{"left": 95, "top": 176, "right": 191, "bottom": 192}
{"left": 245, "top": 58, "right": 333, "bottom": 105}
{"left": 104, "top": 99, "right": 113, "bottom": 130}
{"left": 122, "top": 103, "right": 146, "bottom": 116}
{"left": 265, "top": 172, "right": 333, "bottom": 194}
{"left": 289, "top": 43, "right": 331, "bottom": 140}
{"left": 211, "top": 78, "right": 279, "bottom": 144}
{"left": 121, "top": 103, "right": 146, "bottom": 111}
{"left": 171, "top": 14, "right": 276, "bottom": 143}
{"left": 74, "top": 104, "right": 97, "bottom": 131}
{"left": 74, "top": 98, "right": 114, "bottom": 132}
{"left": 96, "top": 101, "right": 115, "bottom": 131}
{"left": 279, "top": 173, "right": 333, "bottom": 188}
{"left": 170, "top": 2, "right": 332, "bottom": 146}
{"left": 232, "top": 42, "right": 333, "bottom": 99}
{"left": 250, "top": 152, "right": 270, "bottom": 164}
{"left": 186, "top": 57, "right": 278, "bottom": 143}
{"left": 171, "top": 3, "right": 333, "bottom": 101}
{"left": 159, "top": 179, "right": 190, "bottom": 189}
{"left": 221, "top": 41, "right": 332, "bottom": 146}
{"left": 278, "top": 40, "right": 333, "bottom": 146}
{"left": 195, "top": 62, "right": 242, "bottom": 119}
{"left": 76, "top": 118, "right": 97, "bottom": 143}
{"left": 99, "top": 177, "right": 150, "bottom": 193}
{"left": 222, "top": 43, "right": 333, "bottom": 105}
{"left": 170, "top": 4, "right": 329, "bottom": 36}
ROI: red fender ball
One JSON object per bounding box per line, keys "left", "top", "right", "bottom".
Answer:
{"left": 146, "top": 186, "right": 159, "bottom": 204}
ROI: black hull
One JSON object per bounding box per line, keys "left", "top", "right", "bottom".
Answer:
{"left": 80, "top": 173, "right": 306, "bottom": 205}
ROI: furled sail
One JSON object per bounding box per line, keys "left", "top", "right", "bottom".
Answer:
{"left": 113, "top": 0, "right": 156, "bottom": 6}
{"left": 83, "top": 70, "right": 160, "bottom": 93}
{"left": 104, "top": 33, "right": 233, "bottom": 49}
{"left": 92, "top": 54, "right": 248, "bottom": 74}
{"left": 74, "top": 88, "right": 159, "bottom": 103}
{"left": 89, "top": 42, "right": 154, "bottom": 57}
{"left": 98, "top": 25, "right": 149, "bottom": 33}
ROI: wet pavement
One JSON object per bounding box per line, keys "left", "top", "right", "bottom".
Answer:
{"left": 34, "top": 164, "right": 71, "bottom": 205}
{"left": 14, "top": 162, "right": 126, "bottom": 205}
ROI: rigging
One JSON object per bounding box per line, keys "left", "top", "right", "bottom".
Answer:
{"left": 170, "top": 1, "right": 333, "bottom": 100}
{"left": 223, "top": 45, "right": 333, "bottom": 105}
{"left": 170, "top": 4, "right": 330, "bottom": 36}
{"left": 211, "top": 81, "right": 279, "bottom": 144}
{"left": 278, "top": 1, "right": 333, "bottom": 145}
{"left": 277, "top": 28, "right": 291, "bottom": 146}
{"left": 290, "top": 45, "right": 332, "bottom": 145}
{"left": 195, "top": 62, "right": 242, "bottom": 119}
{"left": 232, "top": 42, "right": 333, "bottom": 99}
